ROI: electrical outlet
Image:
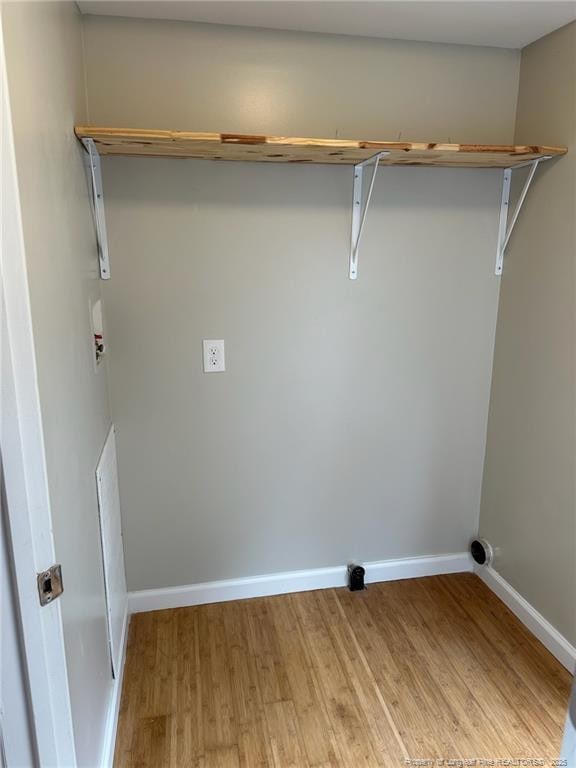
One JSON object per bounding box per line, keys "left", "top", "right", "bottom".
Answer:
{"left": 203, "top": 340, "right": 225, "bottom": 372}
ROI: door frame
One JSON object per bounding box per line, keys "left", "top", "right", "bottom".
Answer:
{"left": 0, "top": 17, "right": 76, "bottom": 766}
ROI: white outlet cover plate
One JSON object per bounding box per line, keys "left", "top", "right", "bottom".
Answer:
{"left": 203, "top": 339, "right": 225, "bottom": 373}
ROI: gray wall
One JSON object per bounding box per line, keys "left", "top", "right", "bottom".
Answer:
{"left": 83, "top": 17, "right": 520, "bottom": 590}
{"left": 2, "top": 3, "right": 115, "bottom": 764}
{"left": 82, "top": 15, "right": 519, "bottom": 143}
{"left": 480, "top": 22, "right": 576, "bottom": 645}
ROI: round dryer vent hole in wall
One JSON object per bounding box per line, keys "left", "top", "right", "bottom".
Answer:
{"left": 470, "top": 538, "right": 494, "bottom": 567}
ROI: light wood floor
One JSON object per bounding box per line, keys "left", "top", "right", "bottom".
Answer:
{"left": 114, "top": 574, "right": 572, "bottom": 767}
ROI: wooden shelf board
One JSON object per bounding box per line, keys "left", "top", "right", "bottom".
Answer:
{"left": 75, "top": 127, "right": 567, "bottom": 169}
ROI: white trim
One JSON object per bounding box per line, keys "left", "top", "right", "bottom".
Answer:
{"left": 129, "top": 552, "right": 472, "bottom": 614}
{"left": 100, "top": 603, "right": 129, "bottom": 768}
{"left": 476, "top": 565, "right": 576, "bottom": 673}
{"left": 96, "top": 424, "right": 128, "bottom": 680}
{"left": 0, "top": 21, "right": 77, "bottom": 766}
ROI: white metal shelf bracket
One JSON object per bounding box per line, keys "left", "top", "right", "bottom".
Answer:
{"left": 82, "top": 138, "right": 110, "bottom": 280}
{"left": 76, "top": 139, "right": 551, "bottom": 281}
{"left": 349, "top": 152, "right": 389, "bottom": 280}
{"left": 495, "top": 157, "right": 547, "bottom": 275}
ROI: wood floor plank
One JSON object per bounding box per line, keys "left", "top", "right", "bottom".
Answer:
{"left": 385, "top": 578, "right": 539, "bottom": 757}
{"left": 221, "top": 600, "right": 272, "bottom": 768}
{"left": 264, "top": 700, "right": 310, "bottom": 768}
{"left": 440, "top": 573, "right": 572, "bottom": 706}
{"left": 336, "top": 586, "right": 465, "bottom": 759}
{"left": 318, "top": 589, "right": 408, "bottom": 761}
{"left": 265, "top": 594, "right": 340, "bottom": 767}
{"left": 173, "top": 608, "right": 203, "bottom": 768}
{"left": 199, "top": 604, "right": 238, "bottom": 752}
{"left": 293, "top": 590, "right": 395, "bottom": 767}
{"left": 114, "top": 575, "right": 571, "bottom": 767}
{"left": 244, "top": 598, "right": 292, "bottom": 705}
{"left": 434, "top": 575, "right": 570, "bottom": 753}
{"left": 119, "top": 612, "right": 164, "bottom": 767}
{"left": 204, "top": 746, "right": 241, "bottom": 768}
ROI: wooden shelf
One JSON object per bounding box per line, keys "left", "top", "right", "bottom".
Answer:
{"left": 76, "top": 125, "right": 567, "bottom": 281}
{"left": 75, "top": 127, "right": 567, "bottom": 169}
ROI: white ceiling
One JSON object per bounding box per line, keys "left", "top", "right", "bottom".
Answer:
{"left": 77, "top": 0, "right": 576, "bottom": 49}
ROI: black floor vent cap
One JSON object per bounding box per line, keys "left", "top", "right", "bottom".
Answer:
{"left": 347, "top": 563, "right": 366, "bottom": 591}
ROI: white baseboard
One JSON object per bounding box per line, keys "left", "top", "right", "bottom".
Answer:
{"left": 128, "top": 552, "right": 472, "bottom": 614}
{"left": 100, "top": 601, "right": 130, "bottom": 768}
{"left": 476, "top": 565, "right": 576, "bottom": 673}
